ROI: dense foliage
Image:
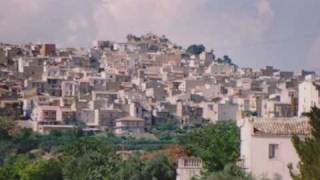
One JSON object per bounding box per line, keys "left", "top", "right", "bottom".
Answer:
{"left": 180, "top": 122, "right": 240, "bottom": 172}
{"left": 0, "top": 130, "right": 176, "bottom": 180}
{"left": 200, "top": 164, "right": 254, "bottom": 180}
{"left": 0, "top": 116, "right": 249, "bottom": 180}
{"left": 0, "top": 116, "right": 16, "bottom": 138}
{"left": 0, "top": 117, "right": 177, "bottom": 180}
{"left": 187, "top": 44, "right": 206, "bottom": 55}
{"left": 290, "top": 107, "right": 320, "bottom": 180}
{"left": 216, "top": 55, "right": 233, "bottom": 65}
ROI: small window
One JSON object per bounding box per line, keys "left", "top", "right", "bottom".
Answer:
{"left": 269, "top": 144, "right": 279, "bottom": 159}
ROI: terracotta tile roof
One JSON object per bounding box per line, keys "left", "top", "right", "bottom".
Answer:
{"left": 253, "top": 117, "right": 311, "bottom": 136}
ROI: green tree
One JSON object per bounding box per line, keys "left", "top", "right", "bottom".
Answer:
{"left": 0, "top": 155, "right": 62, "bottom": 180}
{"left": 180, "top": 122, "right": 240, "bottom": 172}
{"left": 115, "top": 155, "right": 143, "bottom": 180}
{"left": 62, "top": 137, "right": 119, "bottom": 180}
{"left": 0, "top": 155, "right": 30, "bottom": 180}
{"left": 20, "top": 159, "right": 63, "bottom": 180}
{"left": 0, "top": 140, "right": 14, "bottom": 165}
{"left": 38, "top": 128, "right": 84, "bottom": 152}
{"left": 290, "top": 107, "right": 320, "bottom": 180}
{"left": 141, "top": 155, "right": 176, "bottom": 180}
{"left": 13, "top": 128, "right": 40, "bottom": 154}
{"left": 187, "top": 44, "right": 206, "bottom": 55}
{"left": 200, "top": 164, "right": 254, "bottom": 180}
{"left": 0, "top": 116, "right": 15, "bottom": 138}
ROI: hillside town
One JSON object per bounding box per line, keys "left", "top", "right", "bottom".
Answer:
{"left": 0, "top": 33, "right": 318, "bottom": 180}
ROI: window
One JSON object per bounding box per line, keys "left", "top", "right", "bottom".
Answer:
{"left": 269, "top": 144, "right": 279, "bottom": 159}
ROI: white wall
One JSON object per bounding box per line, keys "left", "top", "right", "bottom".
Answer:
{"left": 249, "top": 136, "right": 299, "bottom": 180}
{"left": 217, "top": 104, "right": 239, "bottom": 122}
{"left": 298, "top": 81, "right": 320, "bottom": 116}
{"left": 240, "top": 119, "right": 300, "bottom": 180}
{"left": 202, "top": 103, "right": 239, "bottom": 123}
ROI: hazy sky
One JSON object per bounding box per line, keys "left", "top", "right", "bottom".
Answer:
{"left": 0, "top": 0, "right": 319, "bottom": 71}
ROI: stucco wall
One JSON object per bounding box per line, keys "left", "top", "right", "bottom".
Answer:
{"left": 250, "top": 136, "right": 299, "bottom": 180}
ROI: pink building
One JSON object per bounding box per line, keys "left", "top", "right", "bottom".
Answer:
{"left": 239, "top": 117, "right": 310, "bottom": 180}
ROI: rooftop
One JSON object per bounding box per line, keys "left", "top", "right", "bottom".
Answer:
{"left": 252, "top": 117, "right": 311, "bottom": 136}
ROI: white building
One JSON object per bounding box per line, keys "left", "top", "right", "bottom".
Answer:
{"left": 239, "top": 117, "right": 310, "bottom": 180}
{"left": 201, "top": 102, "right": 239, "bottom": 123}
{"left": 79, "top": 109, "right": 99, "bottom": 127}
{"left": 261, "top": 100, "right": 295, "bottom": 118}
{"left": 31, "top": 105, "right": 76, "bottom": 134}
{"left": 114, "top": 116, "right": 145, "bottom": 136}
{"left": 205, "top": 62, "right": 236, "bottom": 76}
{"left": 233, "top": 97, "right": 251, "bottom": 112}
{"left": 176, "top": 157, "right": 202, "bottom": 180}
{"left": 236, "top": 78, "right": 253, "bottom": 90}
{"left": 61, "top": 81, "right": 79, "bottom": 97}
{"left": 178, "top": 79, "right": 205, "bottom": 93}
{"left": 298, "top": 80, "right": 320, "bottom": 116}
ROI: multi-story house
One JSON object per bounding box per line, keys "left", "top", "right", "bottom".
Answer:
{"left": 114, "top": 116, "right": 145, "bottom": 136}
{"left": 298, "top": 78, "right": 320, "bottom": 116}
{"left": 239, "top": 117, "right": 310, "bottom": 180}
